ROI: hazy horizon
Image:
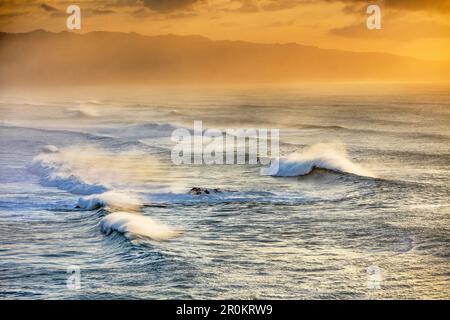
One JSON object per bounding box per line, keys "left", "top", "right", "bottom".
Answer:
{"left": 1, "top": 29, "right": 449, "bottom": 86}
{"left": 4, "top": 28, "right": 450, "bottom": 63}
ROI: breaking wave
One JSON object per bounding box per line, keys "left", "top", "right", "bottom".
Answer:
{"left": 30, "top": 145, "right": 165, "bottom": 195}
{"left": 100, "top": 211, "right": 180, "bottom": 241}
{"left": 29, "top": 144, "right": 179, "bottom": 243}
{"left": 262, "top": 143, "right": 375, "bottom": 178}
{"left": 76, "top": 191, "right": 143, "bottom": 211}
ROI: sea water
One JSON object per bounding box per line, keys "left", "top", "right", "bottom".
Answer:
{"left": 0, "top": 84, "right": 449, "bottom": 299}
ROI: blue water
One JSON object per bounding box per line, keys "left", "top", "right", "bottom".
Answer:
{"left": 0, "top": 85, "right": 449, "bottom": 299}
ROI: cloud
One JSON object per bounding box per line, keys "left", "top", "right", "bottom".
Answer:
{"left": 268, "top": 19, "right": 297, "bottom": 27}
{"left": 38, "top": 2, "right": 117, "bottom": 18}
{"left": 335, "top": 0, "right": 450, "bottom": 14}
{"left": 167, "top": 11, "right": 198, "bottom": 18}
{"left": 38, "top": 3, "right": 65, "bottom": 17}
{"left": 91, "top": 8, "right": 116, "bottom": 15}
{"left": 39, "top": 3, "right": 58, "bottom": 12}
{"left": 142, "top": 0, "right": 201, "bottom": 12}
{"left": 260, "top": 0, "right": 307, "bottom": 12}
{"left": 331, "top": 20, "right": 450, "bottom": 40}
{"left": 131, "top": 7, "right": 152, "bottom": 18}
{"left": 225, "top": 0, "right": 450, "bottom": 15}
{"left": 0, "top": 11, "right": 24, "bottom": 19}
{"left": 226, "top": 0, "right": 310, "bottom": 13}
{"left": 234, "top": 0, "right": 260, "bottom": 13}
{"left": 3, "top": 0, "right": 450, "bottom": 15}
{"left": 386, "top": 0, "right": 450, "bottom": 13}
{"left": 330, "top": 22, "right": 384, "bottom": 38}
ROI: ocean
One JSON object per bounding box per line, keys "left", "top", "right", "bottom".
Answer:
{"left": 0, "top": 84, "right": 449, "bottom": 299}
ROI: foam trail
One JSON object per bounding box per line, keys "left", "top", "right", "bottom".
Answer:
{"left": 77, "top": 191, "right": 143, "bottom": 211}
{"left": 262, "top": 143, "right": 375, "bottom": 178}
{"left": 100, "top": 211, "right": 180, "bottom": 241}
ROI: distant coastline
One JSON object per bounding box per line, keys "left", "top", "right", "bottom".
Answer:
{"left": 1, "top": 30, "right": 449, "bottom": 86}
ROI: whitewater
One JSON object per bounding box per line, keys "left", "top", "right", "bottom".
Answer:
{"left": 0, "top": 85, "right": 449, "bottom": 299}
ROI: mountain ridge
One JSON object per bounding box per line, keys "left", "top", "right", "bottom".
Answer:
{"left": 0, "top": 30, "right": 448, "bottom": 85}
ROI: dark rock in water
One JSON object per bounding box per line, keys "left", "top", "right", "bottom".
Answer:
{"left": 190, "top": 187, "right": 206, "bottom": 195}
{"left": 189, "top": 187, "right": 222, "bottom": 195}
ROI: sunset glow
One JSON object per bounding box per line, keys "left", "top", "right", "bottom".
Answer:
{"left": 1, "top": 0, "right": 450, "bottom": 60}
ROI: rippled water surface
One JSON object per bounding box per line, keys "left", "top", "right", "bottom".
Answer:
{"left": 0, "top": 85, "right": 449, "bottom": 299}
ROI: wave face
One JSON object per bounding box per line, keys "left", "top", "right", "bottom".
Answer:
{"left": 100, "top": 211, "right": 180, "bottom": 241}
{"left": 262, "top": 143, "right": 375, "bottom": 178}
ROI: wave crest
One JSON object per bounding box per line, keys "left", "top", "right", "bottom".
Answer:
{"left": 100, "top": 211, "right": 180, "bottom": 241}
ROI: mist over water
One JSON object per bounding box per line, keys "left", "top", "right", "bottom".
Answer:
{"left": 0, "top": 85, "right": 449, "bottom": 299}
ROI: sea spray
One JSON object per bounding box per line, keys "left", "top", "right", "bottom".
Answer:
{"left": 30, "top": 145, "right": 165, "bottom": 195}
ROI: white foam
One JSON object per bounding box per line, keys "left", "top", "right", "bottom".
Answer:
{"left": 262, "top": 143, "right": 375, "bottom": 178}
{"left": 100, "top": 211, "right": 180, "bottom": 241}
{"left": 77, "top": 191, "right": 143, "bottom": 211}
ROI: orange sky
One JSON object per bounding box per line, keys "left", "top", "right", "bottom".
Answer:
{"left": 1, "top": 0, "right": 449, "bottom": 61}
